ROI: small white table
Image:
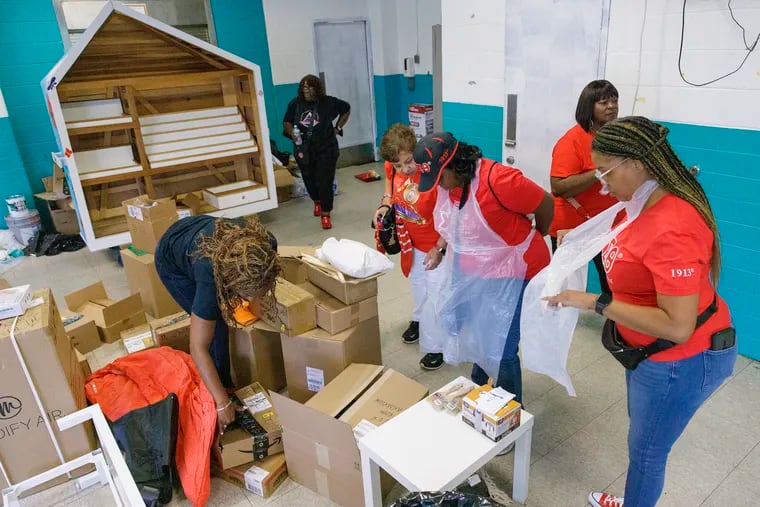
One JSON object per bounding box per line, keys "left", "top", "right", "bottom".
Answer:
{"left": 357, "top": 377, "right": 534, "bottom": 506}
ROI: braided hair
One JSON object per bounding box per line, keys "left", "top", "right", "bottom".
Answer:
{"left": 446, "top": 141, "right": 482, "bottom": 208}
{"left": 592, "top": 116, "right": 721, "bottom": 282}
{"left": 196, "top": 216, "right": 281, "bottom": 325}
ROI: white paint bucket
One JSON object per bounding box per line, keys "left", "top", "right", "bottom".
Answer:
{"left": 5, "top": 209, "right": 41, "bottom": 247}
{"left": 5, "top": 195, "right": 29, "bottom": 217}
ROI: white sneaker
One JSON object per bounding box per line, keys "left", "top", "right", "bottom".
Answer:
{"left": 588, "top": 491, "right": 624, "bottom": 507}
{"left": 496, "top": 442, "right": 514, "bottom": 456}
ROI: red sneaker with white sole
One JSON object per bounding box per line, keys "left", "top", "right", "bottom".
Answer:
{"left": 321, "top": 216, "right": 332, "bottom": 229}
{"left": 313, "top": 202, "right": 321, "bottom": 216}
{"left": 588, "top": 492, "right": 623, "bottom": 507}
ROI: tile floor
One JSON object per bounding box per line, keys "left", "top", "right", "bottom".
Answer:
{"left": 4, "top": 162, "right": 758, "bottom": 506}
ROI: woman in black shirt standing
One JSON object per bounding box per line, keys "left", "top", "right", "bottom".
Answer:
{"left": 283, "top": 74, "right": 350, "bottom": 229}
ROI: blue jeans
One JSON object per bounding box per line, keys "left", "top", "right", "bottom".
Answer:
{"left": 624, "top": 345, "right": 737, "bottom": 506}
{"left": 471, "top": 279, "right": 529, "bottom": 404}
{"left": 153, "top": 254, "right": 233, "bottom": 388}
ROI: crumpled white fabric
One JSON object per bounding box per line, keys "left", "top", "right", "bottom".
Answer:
{"left": 317, "top": 237, "right": 394, "bottom": 278}
{"left": 520, "top": 180, "right": 659, "bottom": 395}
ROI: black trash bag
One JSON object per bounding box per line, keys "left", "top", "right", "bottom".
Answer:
{"left": 391, "top": 491, "right": 507, "bottom": 507}
{"left": 109, "top": 394, "right": 179, "bottom": 507}
{"left": 270, "top": 139, "right": 291, "bottom": 166}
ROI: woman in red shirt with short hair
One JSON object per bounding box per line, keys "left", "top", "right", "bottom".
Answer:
{"left": 546, "top": 117, "right": 737, "bottom": 507}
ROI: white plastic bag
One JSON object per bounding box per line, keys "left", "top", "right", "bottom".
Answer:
{"left": 520, "top": 181, "right": 659, "bottom": 395}
{"left": 317, "top": 237, "right": 394, "bottom": 278}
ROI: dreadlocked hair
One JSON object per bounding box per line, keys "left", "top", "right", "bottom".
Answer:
{"left": 447, "top": 141, "right": 483, "bottom": 183}
{"left": 592, "top": 116, "right": 721, "bottom": 282}
{"left": 196, "top": 216, "right": 281, "bottom": 326}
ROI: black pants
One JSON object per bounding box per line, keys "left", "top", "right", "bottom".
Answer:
{"left": 297, "top": 149, "right": 338, "bottom": 212}
{"left": 551, "top": 236, "right": 611, "bottom": 295}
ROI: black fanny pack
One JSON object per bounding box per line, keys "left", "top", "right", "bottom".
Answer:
{"left": 602, "top": 296, "right": 719, "bottom": 370}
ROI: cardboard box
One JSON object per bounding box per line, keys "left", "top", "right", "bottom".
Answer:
{"left": 212, "top": 453, "right": 287, "bottom": 498}
{"left": 230, "top": 320, "right": 286, "bottom": 392}
{"left": 316, "top": 296, "right": 378, "bottom": 335}
{"left": 34, "top": 193, "right": 79, "bottom": 235}
{"left": 121, "top": 248, "right": 182, "bottom": 318}
{"left": 0, "top": 278, "right": 10, "bottom": 289}
{"left": 274, "top": 167, "right": 294, "bottom": 203}
{"left": 272, "top": 364, "right": 428, "bottom": 507}
{"left": 278, "top": 246, "right": 317, "bottom": 285}
{"left": 0, "top": 284, "right": 33, "bottom": 320}
{"left": 408, "top": 103, "right": 434, "bottom": 140}
{"left": 120, "top": 323, "right": 156, "bottom": 354}
{"left": 280, "top": 316, "right": 382, "bottom": 403}
{"left": 304, "top": 261, "right": 379, "bottom": 305}
{"left": 150, "top": 311, "right": 191, "bottom": 353}
{"left": 0, "top": 290, "right": 95, "bottom": 491}
{"left": 253, "top": 278, "right": 315, "bottom": 336}
{"left": 61, "top": 310, "right": 101, "bottom": 354}
{"left": 122, "top": 195, "right": 179, "bottom": 253}
{"left": 177, "top": 192, "right": 202, "bottom": 219}
{"left": 215, "top": 383, "right": 283, "bottom": 469}
{"left": 461, "top": 385, "right": 521, "bottom": 442}
{"left": 64, "top": 282, "right": 146, "bottom": 343}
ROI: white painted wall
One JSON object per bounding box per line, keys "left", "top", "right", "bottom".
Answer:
{"left": 441, "top": 0, "right": 506, "bottom": 106}
{"left": 607, "top": 0, "right": 760, "bottom": 130}
{"left": 262, "top": 0, "right": 440, "bottom": 85}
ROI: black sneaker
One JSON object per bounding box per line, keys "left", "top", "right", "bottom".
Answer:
{"left": 402, "top": 321, "right": 419, "bottom": 344}
{"left": 420, "top": 353, "right": 444, "bottom": 370}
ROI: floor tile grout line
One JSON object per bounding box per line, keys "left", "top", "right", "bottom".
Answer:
{"left": 698, "top": 439, "right": 760, "bottom": 506}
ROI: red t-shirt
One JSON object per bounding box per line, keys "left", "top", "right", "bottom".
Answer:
{"left": 384, "top": 161, "right": 439, "bottom": 252}
{"left": 603, "top": 194, "right": 731, "bottom": 361}
{"left": 550, "top": 124, "right": 618, "bottom": 236}
{"left": 448, "top": 159, "right": 550, "bottom": 279}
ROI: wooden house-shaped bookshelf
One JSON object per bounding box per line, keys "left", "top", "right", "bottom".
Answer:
{"left": 42, "top": 2, "right": 277, "bottom": 250}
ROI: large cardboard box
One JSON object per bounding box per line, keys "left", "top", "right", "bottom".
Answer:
{"left": 61, "top": 310, "right": 101, "bottom": 353}
{"left": 33, "top": 193, "right": 79, "bottom": 235}
{"left": 121, "top": 323, "right": 156, "bottom": 354}
{"left": 212, "top": 453, "right": 288, "bottom": 498}
{"left": 151, "top": 311, "right": 191, "bottom": 352}
{"left": 121, "top": 248, "right": 182, "bottom": 318}
{"left": 280, "top": 316, "right": 382, "bottom": 403}
{"left": 271, "top": 364, "right": 428, "bottom": 507}
{"left": 253, "top": 278, "right": 315, "bottom": 336}
{"left": 122, "top": 195, "right": 179, "bottom": 253}
{"left": 274, "top": 167, "right": 294, "bottom": 204}
{"left": 65, "top": 282, "right": 146, "bottom": 343}
{"left": 230, "top": 320, "right": 286, "bottom": 392}
{"left": 278, "top": 246, "right": 317, "bottom": 285}
{"left": 303, "top": 260, "right": 379, "bottom": 305}
{"left": 0, "top": 290, "right": 95, "bottom": 492}
{"left": 215, "top": 383, "right": 283, "bottom": 469}
{"left": 316, "top": 296, "right": 378, "bottom": 335}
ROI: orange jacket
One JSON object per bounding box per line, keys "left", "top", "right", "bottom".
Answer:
{"left": 85, "top": 347, "right": 216, "bottom": 507}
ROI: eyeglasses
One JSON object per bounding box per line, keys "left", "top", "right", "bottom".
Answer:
{"left": 594, "top": 158, "right": 628, "bottom": 182}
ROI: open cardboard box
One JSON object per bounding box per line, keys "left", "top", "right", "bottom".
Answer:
{"left": 271, "top": 364, "right": 428, "bottom": 507}
{"left": 230, "top": 319, "right": 286, "bottom": 392}
{"left": 64, "top": 281, "right": 146, "bottom": 343}
{"left": 278, "top": 246, "right": 317, "bottom": 285}
{"left": 301, "top": 255, "right": 379, "bottom": 305}
{"left": 60, "top": 310, "right": 101, "bottom": 354}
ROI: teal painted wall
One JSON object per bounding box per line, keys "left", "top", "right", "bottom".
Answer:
{"left": 0, "top": 0, "right": 64, "bottom": 202}
{"left": 662, "top": 121, "right": 759, "bottom": 360}
{"left": 441, "top": 101, "right": 503, "bottom": 161}
{"left": 0, "top": 116, "right": 32, "bottom": 229}
{"left": 209, "top": 0, "right": 280, "bottom": 151}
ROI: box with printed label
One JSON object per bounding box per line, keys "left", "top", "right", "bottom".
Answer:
{"left": 121, "top": 248, "right": 182, "bottom": 318}
{"left": 150, "top": 311, "right": 190, "bottom": 352}
{"left": 230, "top": 320, "right": 286, "bottom": 392}
{"left": 272, "top": 364, "right": 427, "bottom": 507}
{"left": 61, "top": 310, "right": 101, "bottom": 354}
{"left": 0, "top": 290, "right": 95, "bottom": 493}
{"left": 461, "top": 385, "right": 521, "bottom": 442}
{"left": 64, "top": 281, "right": 146, "bottom": 343}
{"left": 252, "top": 278, "right": 315, "bottom": 336}
{"left": 280, "top": 317, "right": 382, "bottom": 403}
{"left": 120, "top": 323, "right": 156, "bottom": 354}
{"left": 212, "top": 453, "right": 287, "bottom": 498}
{"left": 0, "top": 285, "right": 33, "bottom": 320}
{"left": 122, "top": 195, "right": 179, "bottom": 253}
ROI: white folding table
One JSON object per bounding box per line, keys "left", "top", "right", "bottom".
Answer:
{"left": 357, "top": 377, "right": 534, "bottom": 506}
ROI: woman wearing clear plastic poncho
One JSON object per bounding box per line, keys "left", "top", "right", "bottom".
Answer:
{"left": 413, "top": 132, "right": 554, "bottom": 404}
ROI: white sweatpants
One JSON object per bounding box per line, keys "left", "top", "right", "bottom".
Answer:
{"left": 409, "top": 247, "right": 445, "bottom": 321}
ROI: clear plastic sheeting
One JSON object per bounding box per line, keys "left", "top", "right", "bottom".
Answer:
{"left": 317, "top": 237, "right": 394, "bottom": 278}
{"left": 420, "top": 166, "right": 532, "bottom": 380}
{"left": 390, "top": 491, "right": 507, "bottom": 507}
{"left": 521, "top": 180, "right": 659, "bottom": 395}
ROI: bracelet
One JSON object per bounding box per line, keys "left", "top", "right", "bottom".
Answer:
{"left": 438, "top": 246, "right": 447, "bottom": 256}
{"left": 216, "top": 399, "right": 233, "bottom": 413}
